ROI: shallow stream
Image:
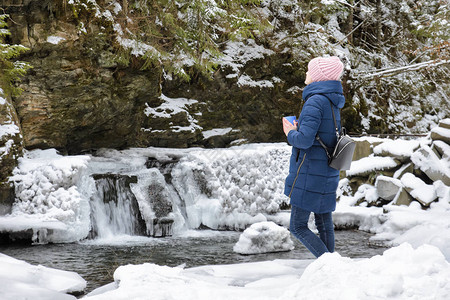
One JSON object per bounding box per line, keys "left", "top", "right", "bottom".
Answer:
{"left": 0, "top": 229, "right": 388, "bottom": 294}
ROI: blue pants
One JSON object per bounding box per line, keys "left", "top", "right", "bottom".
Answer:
{"left": 290, "top": 205, "right": 335, "bottom": 258}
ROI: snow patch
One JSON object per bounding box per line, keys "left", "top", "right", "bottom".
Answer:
{"left": 237, "top": 73, "right": 274, "bottom": 89}
{"left": 202, "top": 127, "right": 233, "bottom": 139}
{"left": 144, "top": 93, "right": 202, "bottom": 133}
{"left": 46, "top": 36, "right": 66, "bottom": 44}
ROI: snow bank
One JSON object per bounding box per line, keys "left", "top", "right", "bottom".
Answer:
{"left": 370, "top": 198, "right": 450, "bottom": 260}
{"left": 0, "top": 253, "right": 86, "bottom": 300}
{"left": 233, "top": 221, "right": 294, "bottom": 254}
{"left": 85, "top": 259, "right": 311, "bottom": 300}
{"left": 84, "top": 243, "right": 450, "bottom": 300}
{"left": 283, "top": 243, "right": 450, "bottom": 300}
{"left": 7, "top": 149, "right": 91, "bottom": 243}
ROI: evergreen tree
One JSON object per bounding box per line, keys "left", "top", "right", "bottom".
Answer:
{"left": 69, "top": 0, "right": 270, "bottom": 80}
{"left": 0, "top": 14, "right": 31, "bottom": 96}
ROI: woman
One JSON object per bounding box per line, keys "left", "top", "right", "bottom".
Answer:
{"left": 282, "top": 56, "right": 345, "bottom": 258}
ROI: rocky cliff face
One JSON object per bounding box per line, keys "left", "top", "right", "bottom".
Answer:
{"left": 2, "top": 0, "right": 298, "bottom": 154}
{"left": 4, "top": 0, "right": 161, "bottom": 153}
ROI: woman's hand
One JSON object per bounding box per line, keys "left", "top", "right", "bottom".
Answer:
{"left": 283, "top": 118, "right": 298, "bottom": 136}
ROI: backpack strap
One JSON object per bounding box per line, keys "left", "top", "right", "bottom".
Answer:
{"left": 314, "top": 94, "right": 341, "bottom": 157}
{"left": 320, "top": 94, "right": 340, "bottom": 137}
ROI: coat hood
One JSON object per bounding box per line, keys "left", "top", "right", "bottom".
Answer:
{"left": 302, "top": 80, "right": 345, "bottom": 109}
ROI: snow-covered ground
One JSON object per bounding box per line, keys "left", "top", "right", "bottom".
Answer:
{"left": 84, "top": 243, "right": 450, "bottom": 299}
{"left": 0, "top": 253, "right": 86, "bottom": 300}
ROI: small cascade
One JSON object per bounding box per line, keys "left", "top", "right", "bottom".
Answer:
{"left": 89, "top": 174, "right": 147, "bottom": 239}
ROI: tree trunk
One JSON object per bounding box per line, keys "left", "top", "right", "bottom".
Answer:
{"left": 123, "top": 0, "right": 128, "bottom": 15}
{"left": 375, "top": 0, "right": 382, "bottom": 68}
{"left": 347, "top": 0, "right": 354, "bottom": 44}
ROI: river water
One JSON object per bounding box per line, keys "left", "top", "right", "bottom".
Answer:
{"left": 0, "top": 229, "right": 387, "bottom": 294}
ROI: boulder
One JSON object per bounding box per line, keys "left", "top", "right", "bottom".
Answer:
{"left": 438, "top": 118, "right": 450, "bottom": 130}
{"left": 400, "top": 173, "right": 438, "bottom": 207}
{"left": 391, "top": 187, "right": 414, "bottom": 207}
{"left": 433, "top": 141, "right": 450, "bottom": 160}
{"left": 411, "top": 146, "right": 450, "bottom": 185}
{"left": 430, "top": 126, "right": 450, "bottom": 145}
{"left": 346, "top": 156, "right": 401, "bottom": 178}
{"left": 373, "top": 139, "right": 420, "bottom": 163}
{"left": 393, "top": 162, "right": 414, "bottom": 179}
{"left": 375, "top": 175, "right": 402, "bottom": 201}
{"left": 348, "top": 176, "right": 368, "bottom": 194}
{"left": 352, "top": 138, "right": 382, "bottom": 161}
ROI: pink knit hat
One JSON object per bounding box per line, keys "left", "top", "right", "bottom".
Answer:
{"left": 307, "top": 56, "right": 344, "bottom": 82}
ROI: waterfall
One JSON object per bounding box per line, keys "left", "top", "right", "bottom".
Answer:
{"left": 89, "top": 174, "right": 147, "bottom": 239}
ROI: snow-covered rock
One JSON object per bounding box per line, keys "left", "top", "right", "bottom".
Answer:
{"left": 438, "top": 118, "right": 450, "bottom": 130}
{"left": 0, "top": 253, "right": 86, "bottom": 300}
{"left": 373, "top": 139, "right": 420, "bottom": 162}
{"left": 433, "top": 140, "right": 450, "bottom": 160}
{"left": 391, "top": 187, "right": 414, "bottom": 207}
{"left": 393, "top": 162, "right": 413, "bottom": 179}
{"left": 346, "top": 156, "right": 400, "bottom": 177}
{"left": 375, "top": 175, "right": 402, "bottom": 201}
{"left": 411, "top": 146, "right": 450, "bottom": 185}
{"left": 431, "top": 121, "right": 450, "bottom": 144}
{"left": 352, "top": 137, "right": 384, "bottom": 161}
{"left": 400, "top": 173, "right": 437, "bottom": 206}
{"left": 233, "top": 221, "right": 294, "bottom": 254}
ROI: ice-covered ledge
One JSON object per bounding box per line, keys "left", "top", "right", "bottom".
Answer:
{"left": 0, "top": 215, "right": 67, "bottom": 243}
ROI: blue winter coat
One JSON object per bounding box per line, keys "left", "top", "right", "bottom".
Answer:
{"left": 284, "top": 80, "right": 345, "bottom": 213}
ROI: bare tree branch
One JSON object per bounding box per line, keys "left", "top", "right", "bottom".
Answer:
{"left": 360, "top": 59, "right": 450, "bottom": 79}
